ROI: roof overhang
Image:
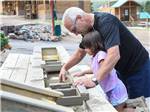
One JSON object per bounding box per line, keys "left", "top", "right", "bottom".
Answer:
{"left": 111, "top": 0, "right": 141, "bottom": 8}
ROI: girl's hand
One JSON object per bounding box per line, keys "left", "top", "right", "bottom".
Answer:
{"left": 74, "top": 78, "right": 84, "bottom": 86}
{"left": 73, "top": 72, "right": 84, "bottom": 77}
{"left": 74, "top": 76, "right": 96, "bottom": 88}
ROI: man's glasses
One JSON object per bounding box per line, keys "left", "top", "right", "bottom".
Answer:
{"left": 71, "top": 17, "right": 96, "bottom": 35}
{"left": 71, "top": 18, "right": 77, "bottom": 34}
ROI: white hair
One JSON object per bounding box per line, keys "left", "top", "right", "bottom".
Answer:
{"left": 62, "top": 7, "right": 85, "bottom": 24}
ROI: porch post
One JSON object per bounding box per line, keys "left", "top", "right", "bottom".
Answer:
{"left": 119, "top": 7, "right": 121, "bottom": 20}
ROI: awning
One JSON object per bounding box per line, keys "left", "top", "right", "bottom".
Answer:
{"left": 140, "top": 12, "right": 150, "bottom": 19}
{"left": 111, "top": 0, "right": 141, "bottom": 8}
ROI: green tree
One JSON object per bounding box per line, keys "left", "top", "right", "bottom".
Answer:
{"left": 0, "top": 32, "right": 9, "bottom": 50}
{"left": 91, "top": 1, "right": 101, "bottom": 12}
{"left": 144, "top": 1, "right": 150, "bottom": 13}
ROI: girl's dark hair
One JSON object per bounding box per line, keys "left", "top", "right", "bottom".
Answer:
{"left": 82, "top": 31, "right": 105, "bottom": 55}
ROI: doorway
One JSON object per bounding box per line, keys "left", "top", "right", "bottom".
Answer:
{"left": 124, "top": 8, "right": 129, "bottom": 21}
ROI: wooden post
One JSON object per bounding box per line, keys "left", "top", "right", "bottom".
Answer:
{"left": 129, "top": 1, "right": 131, "bottom": 22}
{"left": 15, "top": 1, "right": 19, "bottom": 16}
{"left": 42, "top": 0, "right": 45, "bottom": 20}
{"left": 0, "top": 1, "right": 2, "bottom": 14}
{"left": 119, "top": 7, "right": 121, "bottom": 20}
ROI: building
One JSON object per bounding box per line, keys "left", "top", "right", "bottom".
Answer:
{"left": 0, "top": 0, "right": 91, "bottom": 20}
{"left": 99, "top": 0, "right": 141, "bottom": 21}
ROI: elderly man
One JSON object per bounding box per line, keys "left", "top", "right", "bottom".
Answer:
{"left": 59, "top": 7, "right": 150, "bottom": 99}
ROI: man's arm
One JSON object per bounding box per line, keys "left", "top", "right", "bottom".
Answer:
{"left": 96, "top": 45, "right": 120, "bottom": 81}
{"left": 59, "top": 48, "right": 86, "bottom": 82}
{"left": 63, "top": 48, "right": 86, "bottom": 70}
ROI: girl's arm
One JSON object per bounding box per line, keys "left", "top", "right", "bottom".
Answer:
{"left": 99, "top": 59, "right": 104, "bottom": 65}
{"left": 73, "top": 68, "right": 93, "bottom": 77}
{"left": 82, "top": 68, "right": 93, "bottom": 74}
{"left": 96, "top": 46, "right": 120, "bottom": 81}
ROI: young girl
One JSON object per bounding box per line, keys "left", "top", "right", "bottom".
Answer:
{"left": 74, "top": 31, "right": 128, "bottom": 112}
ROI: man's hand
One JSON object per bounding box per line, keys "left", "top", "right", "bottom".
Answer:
{"left": 59, "top": 67, "right": 68, "bottom": 82}
{"left": 74, "top": 76, "right": 96, "bottom": 88}
{"left": 59, "top": 48, "right": 86, "bottom": 82}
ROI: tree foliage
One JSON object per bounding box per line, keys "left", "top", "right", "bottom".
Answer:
{"left": 144, "top": 1, "right": 150, "bottom": 13}
{"left": 0, "top": 32, "right": 9, "bottom": 50}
